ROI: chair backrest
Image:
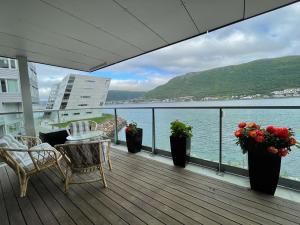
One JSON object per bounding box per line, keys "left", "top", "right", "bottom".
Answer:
{"left": 0, "top": 135, "right": 29, "bottom": 168}
{"left": 67, "top": 120, "right": 96, "bottom": 136}
{"left": 56, "top": 141, "right": 106, "bottom": 171}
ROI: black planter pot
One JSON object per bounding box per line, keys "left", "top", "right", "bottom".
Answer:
{"left": 126, "top": 128, "right": 143, "bottom": 153}
{"left": 170, "top": 136, "right": 191, "bottom": 167}
{"left": 248, "top": 149, "right": 281, "bottom": 195}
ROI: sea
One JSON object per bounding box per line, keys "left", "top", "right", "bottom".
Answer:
{"left": 104, "top": 98, "right": 300, "bottom": 180}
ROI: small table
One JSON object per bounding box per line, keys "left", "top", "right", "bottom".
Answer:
{"left": 66, "top": 131, "right": 104, "bottom": 143}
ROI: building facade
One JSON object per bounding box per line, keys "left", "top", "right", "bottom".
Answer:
{"left": 0, "top": 57, "right": 39, "bottom": 136}
{"left": 46, "top": 74, "right": 110, "bottom": 122}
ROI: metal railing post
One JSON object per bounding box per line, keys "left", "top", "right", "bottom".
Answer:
{"left": 114, "top": 108, "right": 119, "bottom": 144}
{"left": 57, "top": 110, "right": 60, "bottom": 123}
{"left": 218, "top": 108, "right": 223, "bottom": 173}
{"left": 152, "top": 108, "right": 156, "bottom": 154}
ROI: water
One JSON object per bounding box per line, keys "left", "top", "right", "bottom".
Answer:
{"left": 105, "top": 98, "right": 300, "bottom": 180}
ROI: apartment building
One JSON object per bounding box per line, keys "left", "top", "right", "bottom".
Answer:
{"left": 46, "top": 74, "right": 110, "bottom": 122}
{"left": 0, "top": 57, "right": 39, "bottom": 135}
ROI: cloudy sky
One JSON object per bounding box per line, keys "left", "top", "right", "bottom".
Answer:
{"left": 35, "top": 2, "right": 300, "bottom": 100}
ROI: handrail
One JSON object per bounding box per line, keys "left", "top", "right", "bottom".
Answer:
{"left": 1, "top": 105, "right": 300, "bottom": 115}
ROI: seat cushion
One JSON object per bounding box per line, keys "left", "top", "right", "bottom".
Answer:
{"left": 69, "top": 121, "right": 91, "bottom": 136}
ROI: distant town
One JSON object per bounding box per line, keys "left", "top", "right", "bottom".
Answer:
{"left": 106, "top": 87, "right": 300, "bottom": 104}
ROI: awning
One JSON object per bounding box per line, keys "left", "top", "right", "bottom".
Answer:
{"left": 0, "top": 0, "right": 298, "bottom": 71}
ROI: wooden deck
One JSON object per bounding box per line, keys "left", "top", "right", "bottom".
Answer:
{"left": 1, "top": 149, "right": 300, "bottom": 225}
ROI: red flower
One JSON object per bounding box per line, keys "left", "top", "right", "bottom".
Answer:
{"left": 238, "top": 122, "right": 247, "bottom": 128}
{"left": 255, "top": 130, "right": 264, "bottom": 136}
{"left": 266, "top": 125, "right": 276, "bottom": 134}
{"left": 274, "top": 128, "right": 289, "bottom": 139}
{"left": 125, "top": 127, "right": 129, "bottom": 134}
{"left": 278, "top": 148, "right": 288, "bottom": 157}
{"left": 234, "top": 129, "right": 243, "bottom": 138}
{"left": 289, "top": 137, "right": 297, "bottom": 145}
{"left": 255, "top": 135, "right": 265, "bottom": 143}
{"left": 267, "top": 146, "right": 278, "bottom": 154}
{"left": 248, "top": 130, "right": 257, "bottom": 138}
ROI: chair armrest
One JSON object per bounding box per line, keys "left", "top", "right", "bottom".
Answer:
{"left": 1, "top": 147, "right": 60, "bottom": 171}
{"left": 15, "top": 135, "right": 42, "bottom": 148}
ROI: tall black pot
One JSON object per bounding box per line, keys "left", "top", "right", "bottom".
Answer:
{"left": 170, "top": 136, "right": 191, "bottom": 167}
{"left": 126, "top": 128, "right": 143, "bottom": 153}
{"left": 248, "top": 148, "right": 281, "bottom": 195}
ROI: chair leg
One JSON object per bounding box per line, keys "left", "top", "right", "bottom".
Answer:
{"left": 99, "top": 164, "right": 107, "bottom": 188}
{"left": 107, "top": 154, "right": 112, "bottom": 171}
{"left": 56, "top": 161, "right": 66, "bottom": 181}
{"left": 64, "top": 168, "right": 70, "bottom": 193}
{"left": 20, "top": 176, "right": 29, "bottom": 198}
{"left": 107, "top": 142, "right": 112, "bottom": 171}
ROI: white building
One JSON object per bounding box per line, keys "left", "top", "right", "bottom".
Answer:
{"left": 46, "top": 74, "right": 110, "bottom": 122}
{"left": 0, "top": 57, "right": 39, "bottom": 136}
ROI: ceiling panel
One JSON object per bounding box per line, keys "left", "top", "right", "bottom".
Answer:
{"left": 183, "top": 0, "right": 244, "bottom": 33}
{"left": 245, "top": 0, "right": 296, "bottom": 18}
{"left": 114, "top": 0, "right": 199, "bottom": 43}
{"left": 40, "top": 0, "right": 167, "bottom": 51}
{"left": 0, "top": 0, "right": 298, "bottom": 72}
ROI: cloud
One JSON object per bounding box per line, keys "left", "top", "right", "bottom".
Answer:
{"left": 109, "top": 75, "right": 172, "bottom": 91}
{"left": 35, "top": 2, "right": 300, "bottom": 99}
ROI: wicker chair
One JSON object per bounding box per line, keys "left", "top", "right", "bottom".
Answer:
{"left": 66, "top": 120, "right": 98, "bottom": 136}
{"left": 0, "top": 134, "right": 65, "bottom": 197}
{"left": 55, "top": 140, "right": 111, "bottom": 192}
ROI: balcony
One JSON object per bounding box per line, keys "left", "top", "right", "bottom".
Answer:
{"left": 1, "top": 148, "right": 300, "bottom": 225}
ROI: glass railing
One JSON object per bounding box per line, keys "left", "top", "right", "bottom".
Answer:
{"left": 1, "top": 106, "right": 300, "bottom": 190}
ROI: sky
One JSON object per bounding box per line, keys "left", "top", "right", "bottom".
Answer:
{"left": 35, "top": 2, "right": 300, "bottom": 101}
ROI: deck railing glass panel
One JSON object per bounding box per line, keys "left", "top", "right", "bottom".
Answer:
{"left": 1, "top": 106, "right": 300, "bottom": 188}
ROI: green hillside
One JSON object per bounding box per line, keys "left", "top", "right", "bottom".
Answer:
{"left": 145, "top": 56, "right": 300, "bottom": 99}
{"left": 106, "top": 90, "right": 145, "bottom": 101}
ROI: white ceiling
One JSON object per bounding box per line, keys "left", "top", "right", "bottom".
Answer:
{"left": 0, "top": 0, "right": 298, "bottom": 72}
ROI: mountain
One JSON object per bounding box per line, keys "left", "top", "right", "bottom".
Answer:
{"left": 145, "top": 56, "right": 300, "bottom": 99}
{"left": 106, "top": 90, "right": 145, "bottom": 101}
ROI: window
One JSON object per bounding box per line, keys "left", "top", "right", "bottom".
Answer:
{"left": 0, "top": 58, "right": 9, "bottom": 68}
{"left": 86, "top": 112, "right": 92, "bottom": 114}
{"left": 10, "top": 59, "right": 16, "bottom": 69}
{"left": 85, "top": 80, "right": 96, "bottom": 83}
{"left": 7, "top": 80, "right": 19, "bottom": 93}
{"left": 60, "top": 102, "right": 67, "bottom": 109}
{"left": 80, "top": 96, "right": 91, "bottom": 98}
{"left": 78, "top": 104, "right": 88, "bottom": 106}
{"left": 63, "top": 113, "right": 68, "bottom": 116}
{"left": 99, "top": 102, "right": 103, "bottom": 106}
{"left": 1, "top": 79, "right": 6, "bottom": 92}
{"left": 73, "top": 112, "right": 80, "bottom": 115}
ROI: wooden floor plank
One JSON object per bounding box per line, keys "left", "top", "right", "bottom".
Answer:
{"left": 0, "top": 168, "right": 26, "bottom": 225}
{"left": 5, "top": 168, "right": 43, "bottom": 225}
{"left": 112, "top": 153, "right": 300, "bottom": 224}
{"left": 30, "top": 175, "right": 77, "bottom": 225}
{"left": 36, "top": 173, "right": 94, "bottom": 225}
{"left": 112, "top": 150, "right": 300, "bottom": 211}
{"left": 109, "top": 160, "right": 260, "bottom": 225}
{"left": 106, "top": 163, "right": 275, "bottom": 225}
{"left": 25, "top": 178, "right": 60, "bottom": 225}
{"left": 0, "top": 168, "right": 10, "bottom": 225}
{"left": 0, "top": 148, "right": 300, "bottom": 225}
{"left": 46, "top": 169, "right": 127, "bottom": 225}
{"left": 83, "top": 170, "right": 185, "bottom": 225}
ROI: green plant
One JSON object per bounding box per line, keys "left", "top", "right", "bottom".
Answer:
{"left": 170, "top": 120, "right": 192, "bottom": 138}
{"left": 125, "top": 122, "right": 138, "bottom": 135}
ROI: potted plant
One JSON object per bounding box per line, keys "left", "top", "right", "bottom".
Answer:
{"left": 170, "top": 120, "right": 192, "bottom": 167}
{"left": 234, "top": 122, "right": 298, "bottom": 195}
{"left": 125, "top": 122, "right": 143, "bottom": 153}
